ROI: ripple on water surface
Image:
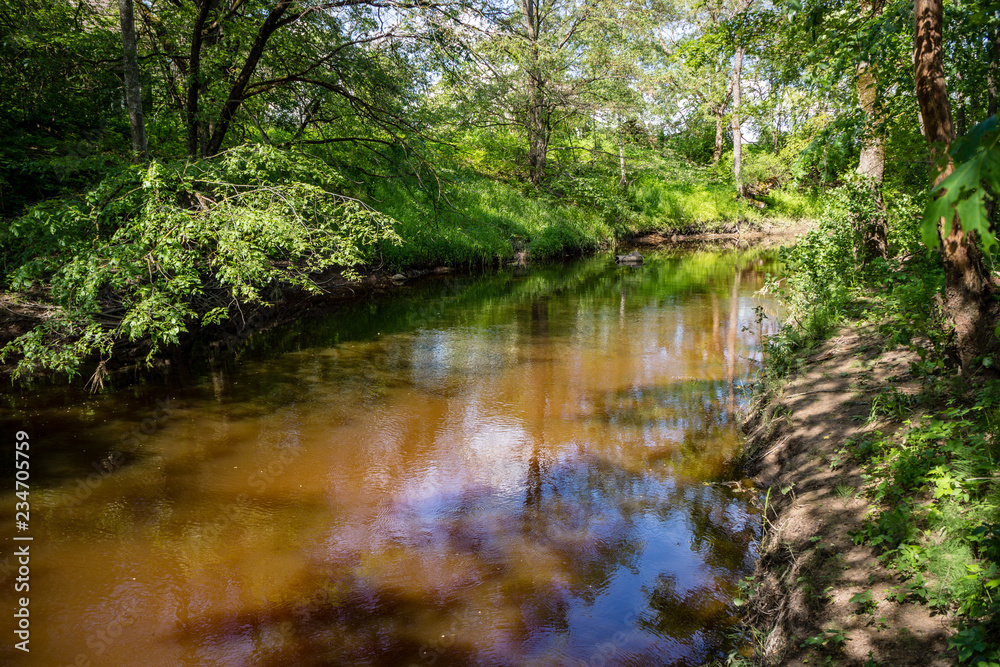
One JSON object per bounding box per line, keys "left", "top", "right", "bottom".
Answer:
{"left": 0, "top": 248, "right": 780, "bottom": 666}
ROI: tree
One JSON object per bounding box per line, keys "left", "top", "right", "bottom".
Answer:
{"left": 914, "top": 0, "right": 997, "bottom": 367}
{"left": 434, "top": 0, "right": 645, "bottom": 184}
{"left": 134, "top": 0, "right": 445, "bottom": 159}
{"left": 118, "top": 0, "right": 148, "bottom": 160}
{"left": 0, "top": 0, "right": 122, "bottom": 217}
{"left": 852, "top": 0, "right": 887, "bottom": 262}
{"left": 729, "top": 0, "right": 753, "bottom": 199}
{"left": 730, "top": 40, "right": 745, "bottom": 197}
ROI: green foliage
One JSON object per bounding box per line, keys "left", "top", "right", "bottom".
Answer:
{"left": 769, "top": 168, "right": 1000, "bottom": 658}
{"left": 548, "top": 162, "right": 634, "bottom": 227}
{"left": 922, "top": 116, "right": 1000, "bottom": 255}
{"left": 849, "top": 590, "right": 877, "bottom": 614}
{"left": 1, "top": 146, "right": 401, "bottom": 380}
{"left": 367, "top": 163, "right": 626, "bottom": 267}
{"left": 849, "top": 401, "right": 1000, "bottom": 664}
{"left": 629, "top": 160, "right": 820, "bottom": 230}
{"left": 950, "top": 624, "right": 1000, "bottom": 667}
{"left": 762, "top": 185, "right": 861, "bottom": 363}
{"left": 0, "top": 0, "right": 125, "bottom": 218}
{"left": 758, "top": 180, "right": 937, "bottom": 378}
{"left": 801, "top": 627, "right": 848, "bottom": 650}
{"left": 867, "top": 387, "right": 912, "bottom": 423}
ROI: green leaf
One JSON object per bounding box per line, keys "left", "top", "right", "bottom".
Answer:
{"left": 952, "top": 116, "right": 998, "bottom": 163}
{"left": 922, "top": 153, "right": 999, "bottom": 255}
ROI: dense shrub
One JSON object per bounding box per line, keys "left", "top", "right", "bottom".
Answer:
{"left": 1, "top": 146, "right": 401, "bottom": 380}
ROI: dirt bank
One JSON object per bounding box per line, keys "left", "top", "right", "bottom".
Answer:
{"left": 741, "top": 325, "right": 956, "bottom": 665}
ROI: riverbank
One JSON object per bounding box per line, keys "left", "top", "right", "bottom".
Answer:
{"left": 0, "top": 212, "right": 811, "bottom": 388}
{"left": 740, "top": 324, "right": 957, "bottom": 665}
{"left": 734, "top": 203, "right": 1000, "bottom": 665}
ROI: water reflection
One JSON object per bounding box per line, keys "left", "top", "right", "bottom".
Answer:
{"left": 0, "top": 247, "right": 779, "bottom": 666}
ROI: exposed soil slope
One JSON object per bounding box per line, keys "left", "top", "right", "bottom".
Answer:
{"left": 743, "top": 326, "right": 956, "bottom": 665}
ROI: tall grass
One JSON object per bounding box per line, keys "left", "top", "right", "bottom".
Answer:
{"left": 630, "top": 175, "right": 823, "bottom": 229}
{"left": 364, "top": 139, "right": 822, "bottom": 269}
{"left": 369, "top": 167, "right": 631, "bottom": 268}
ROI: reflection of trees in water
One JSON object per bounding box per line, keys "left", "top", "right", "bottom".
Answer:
{"left": 17, "top": 248, "right": 782, "bottom": 666}
{"left": 659, "top": 484, "right": 760, "bottom": 574}
{"left": 186, "top": 453, "right": 655, "bottom": 665}
{"left": 641, "top": 572, "right": 736, "bottom": 652}
{"left": 594, "top": 379, "right": 740, "bottom": 430}
{"left": 591, "top": 378, "right": 749, "bottom": 481}
{"left": 638, "top": 486, "right": 760, "bottom": 663}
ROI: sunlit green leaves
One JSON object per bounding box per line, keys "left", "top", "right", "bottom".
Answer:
{"left": 921, "top": 117, "right": 1000, "bottom": 254}
{"left": 0, "top": 145, "right": 402, "bottom": 380}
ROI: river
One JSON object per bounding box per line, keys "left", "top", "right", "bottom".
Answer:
{"left": 0, "top": 244, "right": 780, "bottom": 666}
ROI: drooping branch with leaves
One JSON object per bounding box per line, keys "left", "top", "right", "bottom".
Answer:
{"left": 0, "top": 146, "right": 400, "bottom": 382}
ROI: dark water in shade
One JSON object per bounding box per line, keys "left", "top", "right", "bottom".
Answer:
{"left": 0, "top": 246, "right": 780, "bottom": 667}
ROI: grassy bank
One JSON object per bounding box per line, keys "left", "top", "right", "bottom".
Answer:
{"left": 736, "top": 183, "right": 1000, "bottom": 666}
{"left": 0, "top": 144, "right": 820, "bottom": 386}
{"left": 370, "top": 146, "right": 823, "bottom": 269}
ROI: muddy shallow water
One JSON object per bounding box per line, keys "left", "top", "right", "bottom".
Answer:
{"left": 1, "top": 247, "right": 779, "bottom": 666}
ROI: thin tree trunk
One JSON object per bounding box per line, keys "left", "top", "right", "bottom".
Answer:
{"left": 821, "top": 141, "right": 828, "bottom": 193}
{"left": 731, "top": 45, "right": 744, "bottom": 199}
{"left": 773, "top": 108, "right": 780, "bottom": 152}
{"left": 205, "top": 0, "right": 293, "bottom": 157}
{"left": 118, "top": 0, "right": 148, "bottom": 161}
{"left": 618, "top": 130, "right": 627, "bottom": 189}
{"left": 914, "top": 0, "right": 997, "bottom": 367}
{"left": 712, "top": 106, "right": 725, "bottom": 166}
{"left": 855, "top": 58, "right": 888, "bottom": 261}
{"left": 954, "top": 71, "right": 967, "bottom": 136}
{"left": 186, "top": 0, "right": 213, "bottom": 158}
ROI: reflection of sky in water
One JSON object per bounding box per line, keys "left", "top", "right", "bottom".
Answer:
{"left": 0, "top": 248, "right": 776, "bottom": 666}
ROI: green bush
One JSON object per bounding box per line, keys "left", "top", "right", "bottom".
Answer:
{"left": 1, "top": 145, "right": 401, "bottom": 380}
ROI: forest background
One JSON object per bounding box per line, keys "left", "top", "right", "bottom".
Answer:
{"left": 2, "top": 0, "right": 1000, "bottom": 660}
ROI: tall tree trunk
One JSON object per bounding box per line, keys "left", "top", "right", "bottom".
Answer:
{"left": 914, "top": 0, "right": 997, "bottom": 367}
{"left": 731, "top": 45, "right": 744, "bottom": 199}
{"left": 186, "top": 0, "right": 213, "bottom": 158}
{"left": 773, "top": 107, "right": 780, "bottom": 151}
{"left": 712, "top": 106, "right": 725, "bottom": 166}
{"left": 618, "top": 128, "right": 627, "bottom": 189}
{"left": 205, "top": 0, "right": 292, "bottom": 157}
{"left": 526, "top": 72, "right": 548, "bottom": 184}
{"left": 854, "top": 57, "right": 888, "bottom": 262}
{"left": 118, "top": 0, "right": 148, "bottom": 161}
{"left": 521, "top": 0, "right": 548, "bottom": 185}
{"left": 954, "top": 71, "right": 967, "bottom": 136}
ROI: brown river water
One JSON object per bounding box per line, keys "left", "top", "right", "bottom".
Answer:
{"left": 1, "top": 246, "right": 780, "bottom": 666}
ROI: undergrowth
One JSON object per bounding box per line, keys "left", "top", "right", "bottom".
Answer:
{"left": 1, "top": 145, "right": 401, "bottom": 381}
{"left": 755, "top": 178, "right": 1000, "bottom": 666}
{"left": 1, "top": 140, "right": 819, "bottom": 384}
